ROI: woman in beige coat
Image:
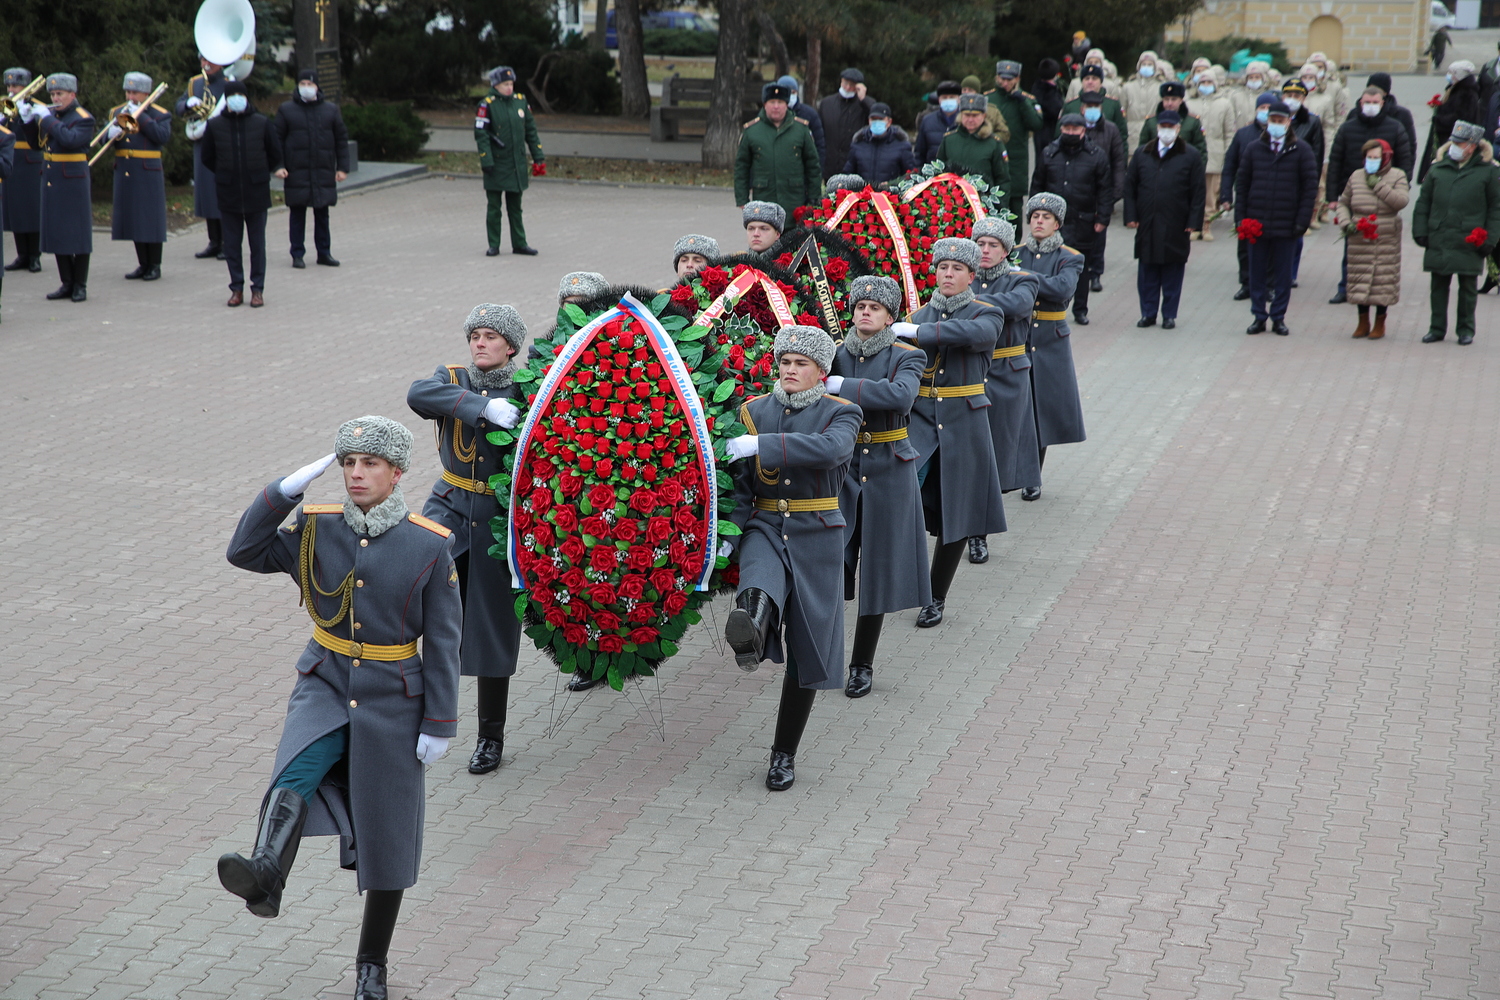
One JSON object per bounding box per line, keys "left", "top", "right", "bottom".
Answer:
{"left": 1333, "top": 138, "right": 1409, "bottom": 340}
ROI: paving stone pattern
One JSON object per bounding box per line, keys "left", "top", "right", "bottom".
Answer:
{"left": 1, "top": 177, "right": 1496, "bottom": 999}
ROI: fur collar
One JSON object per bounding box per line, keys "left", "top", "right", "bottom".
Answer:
{"left": 344, "top": 485, "right": 409, "bottom": 538}
{"left": 977, "top": 260, "right": 1015, "bottom": 282}
{"left": 842, "top": 323, "right": 898, "bottom": 357}
{"left": 927, "top": 288, "right": 976, "bottom": 313}
{"left": 1024, "top": 232, "right": 1065, "bottom": 254}
{"left": 772, "top": 382, "right": 828, "bottom": 409}
{"left": 852, "top": 124, "right": 911, "bottom": 144}
{"left": 1434, "top": 138, "right": 1495, "bottom": 167}
{"left": 467, "top": 359, "right": 518, "bottom": 390}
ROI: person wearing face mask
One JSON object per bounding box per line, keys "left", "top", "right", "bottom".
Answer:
{"left": 1059, "top": 65, "right": 1128, "bottom": 139}
{"left": 818, "top": 69, "right": 874, "bottom": 182}
{"left": 1296, "top": 63, "right": 1344, "bottom": 227}
{"left": 1234, "top": 101, "right": 1318, "bottom": 335}
{"left": 33, "top": 73, "right": 94, "bottom": 303}
{"left": 1193, "top": 68, "right": 1236, "bottom": 241}
{"left": 1031, "top": 115, "right": 1112, "bottom": 324}
{"left": 1420, "top": 60, "right": 1481, "bottom": 183}
{"left": 1124, "top": 109, "right": 1204, "bottom": 329}
{"left": 916, "top": 80, "right": 963, "bottom": 162}
{"left": 988, "top": 61, "right": 1044, "bottom": 217}
{"left": 1123, "top": 52, "right": 1164, "bottom": 155}
{"left": 102, "top": 73, "right": 172, "bottom": 283}
{"left": 274, "top": 70, "right": 349, "bottom": 269}
{"left": 842, "top": 103, "right": 917, "bottom": 185}
{"left": 1139, "top": 81, "right": 1209, "bottom": 162}
{"left": 775, "top": 75, "right": 825, "bottom": 171}
{"left": 1220, "top": 92, "right": 1278, "bottom": 300}
{"left": 1326, "top": 86, "right": 1413, "bottom": 303}
{"left": 1279, "top": 80, "right": 1325, "bottom": 275}
{"left": 738, "top": 83, "right": 821, "bottom": 220}
{"left": 1230, "top": 61, "right": 1273, "bottom": 132}
{"left": 1074, "top": 90, "right": 1125, "bottom": 284}
{"left": 1413, "top": 121, "right": 1500, "bottom": 345}
{"left": 1064, "top": 49, "right": 1111, "bottom": 102}
{"left": 1331, "top": 139, "right": 1408, "bottom": 340}
{"left": 1357, "top": 73, "right": 1417, "bottom": 154}
{"left": 199, "top": 79, "right": 283, "bottom": 308}
{"left": 936, "top": 94, "right": 1011, "bottom": 193}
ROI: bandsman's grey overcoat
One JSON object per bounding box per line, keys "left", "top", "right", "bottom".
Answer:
{"left": 975, "top": 268, "right": 1043, "bottom": 490}
{"left": 2, "top": 113, "right": 41, "bottom": 233}
{"left": 730, "top": 392, "right": 862, "bottom": 690}
{"left": 903, "top": 298, "right": 1008, "bottom": 542}
{"left": 1016, "top": 243, "right": 1087, "bottom": 446}
{"left": 0, "top": 126, "right": 13, "bottom": 229}
{"left": 109, "top": 101, "right": 171, "bottom": 244}
{"left": 406, "top": 364, "right": 525, "bottom": 678}
{"left": 226, "top": 480, "right": 462, "bottom": 892}
{"left": 831, "top": 337, "right": 932, "bottom": 615}
{"left": 37, "top": 103, "right": 93, "bottom": 255}
{"left": 176, "top": 71, "right": 226, "bottom": 219}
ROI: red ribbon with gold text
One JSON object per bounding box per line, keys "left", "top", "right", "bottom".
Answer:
{"left": 822, "top": 189, "right": 921, "bottom": 312}
{"left": 901, "top": 172, "right": 986, "bottom": 219}
{"left": 692, "top": 267, "right": 796, "bottom": 327}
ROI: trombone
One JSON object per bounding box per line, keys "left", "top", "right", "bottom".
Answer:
{"left": 88, "top": 81, "right": 170, "bottom": 166}
{"left": 0, "top": 77, "right": 46, "bottom": 119}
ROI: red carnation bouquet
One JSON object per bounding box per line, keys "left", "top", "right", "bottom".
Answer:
{"left": 1236, "top": 218, "right": 1264, "bottom": 244}
{"left": 1466, "top": 227, "right": 1489, "bottom": 247}
{"left": 1355, "top": 214, "right": 1380, "bottom": 242}
{"left": 1428, "top": 94, "right": 1443, "bottom": 108}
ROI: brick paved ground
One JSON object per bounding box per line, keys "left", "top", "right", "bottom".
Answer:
{"left": 1, "top": 174, "right": 1497, "bottom": 1000}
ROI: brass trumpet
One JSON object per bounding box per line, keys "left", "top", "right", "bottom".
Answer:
{"left": 88, "top": 81, "right": 170, "bottom": 166}
{"left": 0, "top": 77, "right": 46, "bottom": 119}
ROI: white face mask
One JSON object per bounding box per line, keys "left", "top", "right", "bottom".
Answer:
{"left": 1157, "top": 127, "right": 1178, "bottom": 145}
{"left": 1361, "top": 102, "right": 1380, "bottom": 117}
{"left": 940, "top": 97, "right": 958, "bottom": 113}
{"left": 1285, "top": 97, "right": 1302, "bottom": 112}
{"left": 1140, "top": 65, "right": 1156, "bottom": 78}
{"left": 1301, "top": 79, "right": 1317, "bottom": 91}
{"left": 1198, "top": 83, "right": 1215, "bottom": 95}
{"left": 1449, "top": 143, "right": 1468, "bottom": 161}
{"left": 839, "top": 85, "right": 856, "bottom": 98}
{"left": 1316, "top": 68, "right": 1326, "bottom": 79}
{"left": 225, "top": 94, "right": 248, "bottom": 113}
{"left": 298, "top": 84, "right": 317, "bottom": 101}
{"left": 1246, "top": 78, "right": 1263, "bottom": 90}
{"left": 1364, "top": 157, "right": 1382, "bottom": 173}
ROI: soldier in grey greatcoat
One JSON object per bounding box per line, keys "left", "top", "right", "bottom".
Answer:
{"left": 3, "top": 68, "right": 44, "bottom": 273}
{"left": 0, "top": 119, "right": 11, "bottom": 319}
{"left": 1016, "top": 193, "right": 1087, "bottom": 500}
{"left": 829, "top": 276, "right": 930, "bottom": 699}
{"left": 223, "top": 415, "right": 461, "bottom": 1000}
{"left": 107, "top": 73, "right": 171, "bottom": 281}
{"left": 969, "top": 216, "right": 1042, "bottom": 564}
{"left": 34, "top": 73, "right": 93, "bottom": 302}
{"left": 890, "top": 237, "right": 1007, "bottom": 629}
{"left": 724, "top": 325, "right": 862, "bottom": 790}
{"left": 407, "top": 303, "right": 528, "bottom": 775}
{"left": 176, "top": 58, "right": 228, "bottom": 259}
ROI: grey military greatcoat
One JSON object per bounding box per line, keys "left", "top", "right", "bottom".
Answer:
{"left": 2, "top": 114, "right": 41, "bottom": 233}
{"left": 1016, "top": 243, "right": 1087, "bottom": 447}
{"left": 730, "top": 392, "right": 863, "bottom": 690}
{"left": 406, "top": 365, "right": 525, "bottom": 678}
{"left": 109, "top": 101, "right": 171, "bottom": 243}
{"left": 0, "top": 126, "right": 13, "bottom": 229}
{"left": 831, "top": 337, "right": 932, "bottom": 615}
{"left": 176, "top": 72, "right": 226, "bottom": 219}
{"left": 904, "top": 298, "right": 1008, "bottom": 542}
{"left": 226, "top": 480, "right": 462, "bottom": 891}
{"left": 37, "top": 103, "right": 93, "bottom": 255}
{"left": 975, "top": 268, "right": 1043, "bottom": 490}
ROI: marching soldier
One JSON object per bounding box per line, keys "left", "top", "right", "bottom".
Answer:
{"left": 406, "top": 304, "right": 527, "bottom": 773}
{"left": 34, "top": 73, "right": 93, "bottom": 303}
{"left": 475, "top": 66, "right": 544, "bottom": 258}
{"left": 1015, "top": 194, "right": 1087, "bottom": 501}
{"left": 177, "top": 55, "right": 229, "bottom": 259}
{"left": 888, "top": 238, "right": 1007, "bottom": 627}
{"left": 723, "top": 325, "right": 862, "bottom": 790}
{"left": 222, "top": 416, "right": 461, "bottom": 1000}
{"left": 107, "top": 73, "right": 171, "bottom": 281}
{"left": 3, "top": 68, "right": 43, "bottom": 273}
{"left": 828, "top": 276, "right": 930, "bottom": 698}
{"left": 969, "top": 217, "right": 1042, "bottom": 564}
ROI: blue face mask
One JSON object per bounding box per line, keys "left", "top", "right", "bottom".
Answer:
{"left": 1083, "top": 107, "right": 1101, "bottom": 124}
{"left": 940, "top": 98, "right": 958, "bottom": 113}
{"left": 1267, "top": 122, "right": 1288, "bottom": 138}
{"left": 1140, "top": 65, "right": 1156, "bottom": 78}
{"left": 870, "top": 119, "right": 888, "bottom": 136}
{"left": 1255, "top": 108, "right": 1269, "bottom": 125}
{"left": 225, "top": 94, "right": 248, "bottom": 113}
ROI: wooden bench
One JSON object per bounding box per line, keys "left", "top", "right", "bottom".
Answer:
{"left": 650, "top": 74, "right": 765, "bottom": 142}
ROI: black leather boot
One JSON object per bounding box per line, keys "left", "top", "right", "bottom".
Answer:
{"left": 567, "top": 669, "right": 603, "bottom": 692}
{"left": 69, "top": 255, "right": 89, "bottom": 302}
{"left": 725, "top": 588, "right": 773, "bottom": 671}
{"left": 766, "top": 750, "right": 796, "bottom": 791}
{"left": 355, "top": 963, "right": 388, "bottom": 1000}
{"left": 45, "top": 255, "right": 73, "bottom": 300}
{"left": 845, "top": 664, "right": 873, "bottom": 699}
{"left": 3, "top": 256, "right": 26, "bottom": 271}
{"left": 467, "top": 736, "right": 502, "bottom": 774}
{"left": 967, "top": 536, "right": 989, "bottom": 564}
{"left": 915, "top": 600, "right": 945, "bottom": 628}
{"left": 217, "top": 787, "right": 307, "bottom": 917}
{"left": 354, "top": 888, "right": 402, "bottom": 1000}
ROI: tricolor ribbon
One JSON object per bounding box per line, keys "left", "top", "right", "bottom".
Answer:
{"left": 693, "top": 268, "right": 796, "bottom": 328}
{"left": 901, "top": 172, "right": 986, "bottom": 219}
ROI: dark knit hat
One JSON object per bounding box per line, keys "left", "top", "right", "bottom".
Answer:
{"left": 1366, "top": 72, "right": 1393, "bottom": 94}
{"left": 961, "top": 74, "right": 983, "bottom": 91}
{"left": 1255, "top": 92, "right": 1278, "bottom": 108}
{"left": 223, "top": 79, "right": 248, "bottom": 97}
{"left": 1037, "top": 58, "right": 1061, "bottom": 78}
{"left": 297, "top": 68, "right": 318, "bottom": 84}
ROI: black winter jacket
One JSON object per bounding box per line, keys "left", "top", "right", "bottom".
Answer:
{"left": 1421, "top": 75, "right": 1482, "bottom": 181}
{"left": 818, "top": 91, "right": 874, "bottom": 180}
{"left": 843, "top": 125, "right": 918, "bottom": 184}
{"left": 1233, "top": 129, "right": 1319, "bottom": 239}
{"left": 1327, "top": 105, "right": 1415, "bottom": 200}
{"left": 1219, "top": 122, "right": 1264, "bottom": 208}
{"left": 1123, "top": 140, "right": 1206, "bottom": 264}
{"left": 274, "top": 94, "right": 351, "bottom": 209}
{"left": 1290, "top": 107, "right": 1325, "bottom": 169}
{"left": 200, "top": 109, "right": 283, "bottom": 214}
{"left": 1342, "top": 95, "right": 1418, "bottom": 153}
{"left": 1086, "top": 120, "right": 1127, "bottom": 202}
{"left": 915, "top": 108, "right": 957, "bottom": 162}
{"left": 1031, "top": 134, "right": 1115, "bottom": 247}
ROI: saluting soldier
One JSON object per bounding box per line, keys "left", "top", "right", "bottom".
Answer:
{"left": 1015, "top": 194, "right": 1087, "bottom": 501}
{"left": 3, "top": 68, "right": 44, "bottom": 273}
{"left": 176, "top": 55, "right": 228, "bottom": 259}
{"left": 222, "top": 416, "right": 461, "bottom": 1000}
{"left": 828, "top": 276, "right": 930, "bottom": 699}
{"left": 969, "top": 216, "right": 1041, "bottom": 564}
{"left": 34, "top": 73, "right": 93, "bottom": 303}
{"left": 722, "top": 325, "right": 862, "bottom": 790}
{"left": 889, "top": 238, "right": 1007, "bottom": 628}
{"left": 107, "top": 72, "right": 171, "bottom": 281}
{"left": 406, "top": 304, "right": 528, "bottom": 774}
{"left": 741, "top": 201, "right": 785, "bottom": 256}
{"left": 475, "top": 66, "right": 544, "bottom": 258}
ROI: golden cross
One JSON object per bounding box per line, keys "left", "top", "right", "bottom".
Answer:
{"left": 315, "top": 0, "right": 331, "bottom": 41}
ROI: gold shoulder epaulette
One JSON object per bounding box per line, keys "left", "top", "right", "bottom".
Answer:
{"left": 983, "top": 88, "right": 996, "bottom": 96}
{"left": 891, "top": 340, "right": 920, "bottom": 351}
{"left": 825, "top": 394, "right": 854, "bottom": 405}
{"left": 408, "top": 512, "right": 452, "bottom": 537}
{"left": 794, "top": 116, "right": 808, "bottom": 126}
{"left": 1061, "top": 245, "right": 1082, "bottom": 255}
{"left": 152, "top": 102, "right": 168, "bottom": 113}
{"left": 303, "top": 503, "right": 343, "bottom": 514}
{"left": 743, "top": 117, "right": 759, "bottom": 129}
{"left": 1020, "top": 90, "right": 1036, "bottom": 100}
{"left": 77, "top": 109, "right": 92, "bottom": 119}
{"left": 484, "top": 95, "right": 495, "bottom": 104}
{"left": 445, "top": 363, "right": 465, "bottom": 372}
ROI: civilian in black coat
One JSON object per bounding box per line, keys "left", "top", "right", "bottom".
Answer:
{"left": 1031, "top": 59, "right": 1067, "bottom": 167}
{"left": 914, "top": 81, "right": 961, "bottom": 162}
{"left": 842, "top": 104, "right": 918, "bottom": 184}
{"left": 1079, "top": 90, "right": 1126, "bottom": 285}
{"left": 1420, "top": 69, "right": 1482, "bottom": 182}
{"left": 1030, "top": 114, "right": 1113, "bottom": 322}
{"left": 1361, "top": 73, "right": 1418, "bottom": 151}
{"left": 200, "top": 80, "right": 283, "bottom": 307}
{"left": 1234, "top": 101, "right": 1318, "bottom": 334}
{"left": 275, "top": 70, "right": 350, "bottom": 267}
{"left": 1123, "top": 112, "right": 1205, "bottom": 327}
{"left": 818, "top": 69, "right": 873, "bottom": 180}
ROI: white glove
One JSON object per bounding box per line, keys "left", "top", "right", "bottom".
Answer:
{"left": 105, "top": 124, "right": 123, "bottom": 141}
{"left": 483, "top": 397, "right": 521, "bottom": 428}
{"left": 718, "top": 540, "right": 733, "bottom": 558}
{"left": 281, "top": 453, "right": 338, "bottom": 496}
{"left": 186, "top": 96, "right": 203, "bottom": 108}
{"left": 33, "top": 103, "right": 51, "bottom": 120}
{"left": 184, "top": 119, "right": 206, "bottom": 141}
{"left": 416, "top": 734, "right": 450, "bottom": 766}
{"left": 725, "top": 435, "right": 759, "bottom": 461}
{"left": 17, "top": 101, "right": 35, "bottom": 123}
{"left": 891, "top": 322, "right": 919, "bottom": 339}
{"left": 125, "top": 102, "right": 140, "bottom": 115}
{"left": 824, "top": 375, "right": 844, "bottom": 394}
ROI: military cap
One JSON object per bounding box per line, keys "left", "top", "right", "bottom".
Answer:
{"left": 840, "top": 68, "right": 865, "bottom": 84}
{"left": 1159, "top": 80, "right": 1185, "bottom": 98}
{"left": 848, "top": 275, "right": 902, "bottom": 315}
{"left": 1080, "top": 89, "right": 1104, "bottom": 105}
{"left": 773, "top": 324, "right": 836, "bottom": 373}
{"left": 3, "top": 68, "right": 32, "bottom": 87}
{"left": 464, "top": 302, "right": 526, "bottom": 351}
{"left": 557, "top": 272, "right": 609, "bottom": 303}
{"left": 488, "top": 66, "right": 516, "bottom": 86}
{"left": 45, "top": 73, "right": 78, "bottom": 93}
{"left": 763, "top": 83, "right": 793, "bottom": 104}
{"left": 1025, "top": 192, "right": 1067, "bottom": 223}
{"left": 1058, "top": 112, "right": 1086, "bottom": 128}
{"left": 123, "top": 72, "right": 153, "bottom": 93}
{"left": 958, "top": 93, "right": 988, "bottom": 113}
{"left": 1281, "top": 79, "right": 1308, "bottom": 96}
{"left": 742, "top": 200, "right": 786, "bottom": 232}
{"left": 672, "top": 235, "right": 719, "bottom": 268}
{"left": 971, "top": 216, "right": 1017, "bottom": 250}
{"left": 931, "top": 237, "right": 980, "bottom": 272}
{"left": 995, "top": 60, "right": 1022, "bottom": 78}
{"left": 336, "top": 416, "right": 413, "bottom": 472}
{"left": 1081, "top": 64, "right": 1105, "bottom": 80}
{"left": 826, "top": 173, "right": 866, "bottom": 193}
{"left": 1451, "top": 120, "right": 1485, "bottom": 144}
{"left": 1156, "top": 109, "right": 1181, "bottom": 126}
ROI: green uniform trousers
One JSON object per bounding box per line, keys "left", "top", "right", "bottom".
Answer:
{"left": 272, "top": 725, "right": 349, "bottom": 801}
{"left": 1429, "top": 272, "right": 1479, "bottom": 338}
{"left": 486, "top": 190, "right": 527, "bottom": 251}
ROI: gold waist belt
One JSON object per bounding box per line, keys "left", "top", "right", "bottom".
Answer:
{"left": 1033, "top": 310, "right": 1067, "bottom": 321}
{"left": 992, "top": 345, "right": 1027, "bottom": 359}
{"left": 14, "top": 141, "right": 31, "bottom": 150}
{"left": 918, "top": 383, "right": 986, "bottom": 398}
{"left": 313, "top": 626, "right": 419, "bottom": 661}
{"left": 115, "top": 149, "right": 162, "bottom": 159}
{"left": 44, "top": 153, "right": 87, "bottom": 162}
{"left": 857, "top": 428, "right": 908, "bottom": 443}
{"left": 441, "top": 469, "right": 492, "bottom": 494}
{"left": 753, "top": 497, "right": 840, "bottom": 513}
